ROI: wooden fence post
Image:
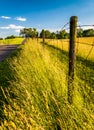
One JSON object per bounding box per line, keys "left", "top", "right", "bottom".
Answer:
{"left": 42, "top": 29, "right": 45, "bottom": 43}
{"left": 68, "top": 16, "right": 78, "bottom": 104}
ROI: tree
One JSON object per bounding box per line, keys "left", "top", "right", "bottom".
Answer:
{"left": 40, "top": 30, "right": 51, "bottom": 39}
{"left": 5, "top": 35, "right": 16, "bottom": 39}
{"left": 20, "top": 28, "right": 32, "bottom": 37}
{"left": 32, "top": 28, "right": 38, "bottom": 38}
{"left": 56, "top": 30, "right": 68, "bottom": 39}
{"left": 83, "top": 29, "right": 94, "bottom": 37}
{"left": 20, "top": 28, "right": 38, "bottom": 38}
{"left": 50, "top": 32, "right": 56, "bottom": 39}
{"left": 45, "top": 30, "right": 51, "bottom": 38}
{"left": 60, "top": 30, "right": 69, "bottom": 39}
{"left": 77, "top": 28, "right": 83, "bottom": 37}
{"left": 0, "top": 38, "right": 3, "bottom": 40}
{"left": 40, "top": 29, "right": 69, "bottom": 39}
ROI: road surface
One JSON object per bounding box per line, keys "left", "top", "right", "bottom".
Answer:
{"left": 0, "top": 44, "right": 19, "bottom": 62}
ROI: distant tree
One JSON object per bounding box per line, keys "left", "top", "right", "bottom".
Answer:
{"left": 5, "top": 35, "right": 16, "bottom": 39}
{"left": 0, "top": 38, "right": 3, "bottom": 40}
{"left": 56, "top": 30, "right": 68, "bottom": 39}
{"left": 40, "top": 29, "right": 69, "bottom": 39}
{"left": 40, "top": 30, "right": 44, "bottom": 38}
{"left": 56, "top": 31, "right": 60, "bottom": 39}
{"left": 45, "top": 30, "right": 51, "bottom": 38}
{"left": 32, "top": 28, "right": 38, "bottom": 38}
{"left": 20, "top": 28, "right": 32, "bottom": 38}
{"left": 50, "top": 32, "right": 56, "bottom": 39}
{"left": 40, "top": 30, "right": 51, "bottom": 39}
{"left": 77, "top": 28, "right": 83, "bottom": 37}
{"left": 83, "top": 29, "right": 94, "bottom": 37}
{"left": 20, "top": 28, "right": 38, "bottom": 38}
{"left": 60, "top": 30, "right": 69, "bottom": 39}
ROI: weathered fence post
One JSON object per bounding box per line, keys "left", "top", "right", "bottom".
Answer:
{"left": 42, "top": 29, "right": 45, "bottom": 43}
{"left": 68, "top": 16, "right": 78, "bottom": 104}
{"left": 37, "top": 32, "right": 39, "bottom": 43}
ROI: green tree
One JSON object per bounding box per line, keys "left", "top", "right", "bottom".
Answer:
{"left": 50, "top": 32, "right": 56, "bottom": 39}
{"left": 60, "top": 30, "right": 68, "bottom": 39}
{"left": 0, "top": 38, "right": 3, "bottom": 40}
{"left": 5, "top": 35, "right": 16, "bottom": 39}
{"left": 83, "top": 29, "right": 94, "bottom": 37}
{"left": 20, "top": 28, "right": 32, "bottom": 37}
{"left": 20, "top": 28, "right": 38, "bottom": 38}
{"left": 40, "top": 30, "right": 51, "bottom": 39}
{"left": 45, "top": 30, "right": 51, "bottom": 38}
{"left": 32, "top": 28, "right": 38, "bottom": 38}
{"left": 77, "top": 28, "right": 83, "bottom": 37}
{"left": 56, "top": 30, "right": 68, "bottom": 39}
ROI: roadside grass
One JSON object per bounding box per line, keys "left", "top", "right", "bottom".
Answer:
{"left": 0, "top": 38, "right": 24, "bottom": 45}
{"left": 0, "top": 39, "right": 94, "bottom": 129}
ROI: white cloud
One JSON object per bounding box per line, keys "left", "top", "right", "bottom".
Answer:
{"left": 77, "top": 25, "right": 94, "bottom": 30}
{"left": 15, "top": 17, "right": 27, "bottom": 21}
{"left": 0, "top": 24, "right": 25, "bottom": 30}
{"left": 1, "top": 16, "right": 11, "bottom": 19}
{"left": 15, "top": 29, "right": 20, "bottom": 33}
{"left": 78, "top": 21, "right": 94, "bottom": 30}
{"left": 82, "top": 26, "right": 94, "bottom": 30}
{"left": 0, "top": 26, "right": 9, "bottom": 29}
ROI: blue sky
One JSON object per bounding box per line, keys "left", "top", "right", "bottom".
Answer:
{"left": 0, "top": 0, "right": 94, "bottom": 37}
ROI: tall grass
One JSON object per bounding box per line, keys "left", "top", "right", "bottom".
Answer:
{"left": 0, "top": 39, "right": 94, "bottom": 129}
{"left": 46, "top": 37, "right": 94, "bottom": 61}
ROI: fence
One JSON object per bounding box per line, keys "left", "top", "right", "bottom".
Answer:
{"left": 41, "top": 16, "right": 94, "bottom": 104}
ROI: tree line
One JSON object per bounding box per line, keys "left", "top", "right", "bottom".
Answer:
{"left": 1, "top": 28, "right": 94, "bottom": 40}
{"left": 20, "top": 28, "right": 94, "bottom": 39}
{"left": 20, "top": 28, "right": 69, "bottom": 39}
{"left": 19, "top": 28, "right": 69, "bottom": 39}
{"left": 0, "top": 35, "right": 21, "bottom": 40}
{"left": 77, "top": 28, "right": 94, "bottom": 37}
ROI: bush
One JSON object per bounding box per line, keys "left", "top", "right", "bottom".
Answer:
{"left": 0, "top": 38, "right": 3, "bottom": 40}
{"left": 5, "top": 35, "right": 16, "bottom": 39}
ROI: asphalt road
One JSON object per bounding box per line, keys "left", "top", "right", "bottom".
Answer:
{"left": 0, "top": 44, "right": 19, "bottom": 62}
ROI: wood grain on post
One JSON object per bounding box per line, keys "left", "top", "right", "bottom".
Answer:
{"left": 68, "top": 16, "right": 78, "bottom": 104}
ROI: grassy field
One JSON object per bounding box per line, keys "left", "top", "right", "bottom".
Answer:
{"left": 45, "top": 37, "right": 94, "bottom": 61}
{"left": 0, "top": 38, "right": 94, "bottom": 129}
{"left": 0, "top": 38, "right": 24, "bottom": 45}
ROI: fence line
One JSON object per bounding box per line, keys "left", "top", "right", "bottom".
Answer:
{"left": 76, "top": 41, "right": 94, "bottom": 46}
{"left": 78, "top": 24, "right": 94, "bottom": 28}
{"left": 61, "top": 22, "right": 69, "bottom": 31}
{"left": 85, "top": 43, "right": 94, "bottom": 60}
{"left": 41, "top": 16, "right": 94, "bottom": 104}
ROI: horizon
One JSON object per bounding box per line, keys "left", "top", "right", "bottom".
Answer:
{"left": 0, "top": 0, "right": 94, "bottom": 38}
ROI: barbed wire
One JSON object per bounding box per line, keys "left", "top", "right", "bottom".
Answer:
{"left": 43, "top": 22, "right": 94, "bottom": 98}
{"left": 61, "top": 22, "right": 69, "bottom": 31}
{"left": 76, "top": 41, "right": 94, "bottom": 46}
{"left": 78, "top": 25, "right": 94, "bottom": 28}
{"left": 77, "top": 24, "right": 94, "bottom": 59}
{"left": 85, "top": 42, "right": 94, "bottom": 60}
{"left": 76, "top": 24, "right": 94, "bottom": 90}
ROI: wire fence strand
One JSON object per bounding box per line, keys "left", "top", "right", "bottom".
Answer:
{"left": 44, "top": 23, "right": 94, "bottom": 93}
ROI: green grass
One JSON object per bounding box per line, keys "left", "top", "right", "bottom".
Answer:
{"left": 0, "top": 38, "right": 24, "bottom": 45}
{"left": 0, "top": 39, "right": 94, "bottom": 129}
